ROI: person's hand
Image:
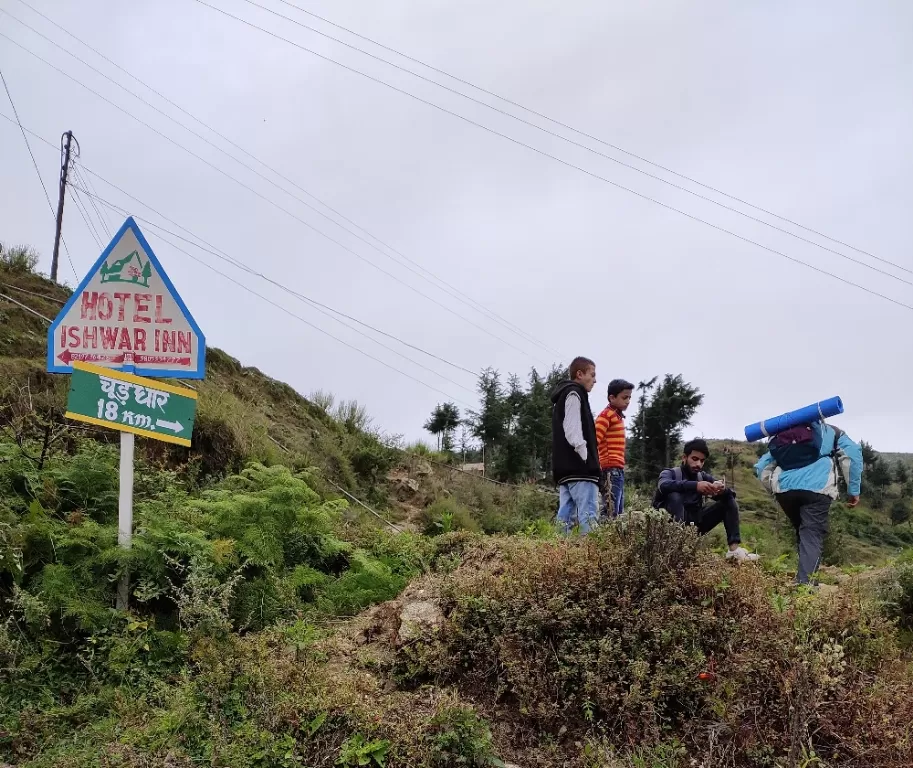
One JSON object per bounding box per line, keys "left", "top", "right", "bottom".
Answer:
{"left": 696, "top": 481, "right": 716, "bottom": 496}
{"left": 847, "top": 495, "right": 860, "bottom": 508}
{"left": 711, "top": 481, "right": 725, "bottom": 496}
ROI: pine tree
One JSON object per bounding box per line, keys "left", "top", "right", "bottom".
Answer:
{"left": 628, "top": 375, "right": 703, "bottom": 485}
{"left": 470, "top": 369, "right": 508, "bottom": 472}
{"left": 891, "top": 498, "right": 911, "bottom": 526}
{"left": 424, "top": 403, "right": 461, "bottom": 452}
{"left": 860, "top": 441, "right": 879, "bottom": 473}
{"left": 869, "top": 460, "right": 893, "bottom": 492}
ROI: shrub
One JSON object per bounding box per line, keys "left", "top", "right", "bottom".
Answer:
{"left": 399, "top": 515, "right": 913, "bottom": 765}
{"left": 420, "top": 498, "right": 480, "bottom": 536}
{"left": 880, "top": 550, "right": 913, "bottom": 631}
{"left": 0, "top": 243, "right": 40, "bottom": 273}
{"left": 426, "top": 706, "right": 501, "bottom": 767}
{"left": 338, "top": 733, "right": 391, "bottom": 767}
{"left": 316, "top": 552, "right": 409, "bottom": 617}
{"left": 891, "top": 498, "right": 911, "bottom": 527}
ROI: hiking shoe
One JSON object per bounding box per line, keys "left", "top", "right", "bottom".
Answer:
{"left": 726, "top": 547, "right": 760, "bottom": 562}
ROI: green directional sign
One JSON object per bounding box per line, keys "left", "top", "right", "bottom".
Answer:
{"left": 65, "top": 361, "right": 197, "bottom": 446}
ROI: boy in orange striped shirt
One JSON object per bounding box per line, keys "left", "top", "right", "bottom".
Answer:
{"left": 595, "top": 379, "right": 634, "bottom": 518}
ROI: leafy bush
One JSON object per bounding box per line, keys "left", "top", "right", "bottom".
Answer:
{"left": 891, "top": 498, "right": 911, "bottom": 526}
{"left": 426, "top": 706, "right": 502, "bottom": 767}
{"left": 0, "top": 243, "right": 40, "bottom": 273}
{"left": 398, "top": 515, "right": 913, "bottom": 765}
{"left": 421, "top": 497, "right": 480, "bottom": 536}
{"left": 338, "top": 733, "right": 391, "bottom": 766}
{"left": 316, "top": 552, "right": 410, "bottom": 617}
{"left": 880, "top": 550, "right": 913, "bottom": 631}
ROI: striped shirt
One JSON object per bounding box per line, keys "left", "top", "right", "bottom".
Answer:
{"left": 595, "top": 406, "right": 626, "bottom": 469}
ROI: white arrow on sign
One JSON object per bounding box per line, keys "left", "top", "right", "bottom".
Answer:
{"left": 156, "top": 419, "right": 184, "bottom": 433}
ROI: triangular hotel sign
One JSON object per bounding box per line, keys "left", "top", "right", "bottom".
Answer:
{"left": 48, "top": 217, "right": 206, "bottom": 379}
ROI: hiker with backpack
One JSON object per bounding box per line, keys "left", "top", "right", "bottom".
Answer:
{"left": 755, "top": 421, "right": 862, "bottom": 585}
{"left": 654, "top": 439, "right": 760, "bottom": 561}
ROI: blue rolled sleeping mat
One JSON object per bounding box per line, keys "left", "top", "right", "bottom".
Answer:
{"left": 744, "top": 396, "right": 844, "bottom": 442}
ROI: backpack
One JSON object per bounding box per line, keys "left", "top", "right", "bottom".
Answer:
{"left": 651, "top": 466, "right": 705, "bottom": 509}
{"left": 769, "top": 423, "right": 843, "bottom": 472}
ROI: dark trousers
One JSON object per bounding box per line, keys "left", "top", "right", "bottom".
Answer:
{"left": 664, "top": 489, "right": 741, "bottom": 545}
{"left": 776, "top": 490, "right": 831, "bottom": 584}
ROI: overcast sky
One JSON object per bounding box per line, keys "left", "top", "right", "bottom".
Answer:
{"left": 1, "top": 0, "right": 911, "bottom": 451}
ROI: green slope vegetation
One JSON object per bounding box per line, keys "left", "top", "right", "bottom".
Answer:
{"left": 3, "top": 248, "right": 913, "bottom": 767}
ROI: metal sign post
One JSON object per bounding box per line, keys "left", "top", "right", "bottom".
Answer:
{"left": 64, "top": 360, "right": 198, "bottom": 609}
{"left": 49, "top": 218, "right": 205, "bottom": 611}
{"left": 117, "top": 432, "right": 134, "bottom": 610}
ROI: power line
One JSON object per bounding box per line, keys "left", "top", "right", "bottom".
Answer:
{"left": 0, "top": 29, "right": 552, "bottom": 368}
{"left": 67, "top": 156, "right": 483, "bottom": 381}
{"left": 67, "top": 183, "right": 103, "bottom": 248}
{"left": 72, "top": 181, "right": 481, "bottom": 390}
{"left": 72, "top": 164, "right": 112, "bottom": 238}
{"left": 224, "top": 0, "right": 913, "bottom": 285}
{"left": 4, "top": 2, "right": 561, "bottom": 359}
{"left": 268, "top": 0, "right": 910, "bottom": 277}
{"left": 0, "top": 62, "right": 77, "bottom": 279}
{"left": 173, "top": 5, "right": 913, "bottom": 313}
{"left": 11, "top": 0, "right": 556, "bottom": 360}
{"left": 0, "top": 111, "right": 487, "bottom": 406}
{"left": 149, "top": 228, "right": 478, "bottom": 409}
{"left": 1, "top": 91, "right": 910, "bottom": 323}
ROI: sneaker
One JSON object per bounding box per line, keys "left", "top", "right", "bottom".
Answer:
{"left": 726, "top": 547, "right": 760, "bottom": 562}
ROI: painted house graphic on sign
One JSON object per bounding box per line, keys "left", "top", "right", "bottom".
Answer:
{"left": 100, "top": 251, "right": 152, "bottom": 288}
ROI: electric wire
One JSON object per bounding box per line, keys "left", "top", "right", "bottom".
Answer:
{"left": 72, "top": 163, "right": 112, "bottom": 238}
{"left": 126, "top": 8, "right": 913, "bottom": 312}
{"left": 0, "top": 62, "right": 77, "bottom": 279}
{"left": 146, "top": 230, "right": 478, "bottom": 408}
{"left": 0, "top": 111, "right": 486, "bottom": 401}
{"left": 3, "top": 3, "right": 560, "bottom": 357}
{"left": 265, "top": 0, "right": 910, "bottom": 276}
{"left": 0, "top": 29, "right": 551, "bottom": 367}
{"left": 71, "top": 181, "right": 482, "bottom": 389}
{"left": 221, "top": 0, "right": 913, "bottom": 284}
{"left": 67, "top": 182, "right": 104, "bottom": 249}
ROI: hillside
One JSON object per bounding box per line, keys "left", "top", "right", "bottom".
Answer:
{"left": 4, "top": 253, "right": 913, "bottom": 767}
{"left": 0, "top": 259, "right": 552, "bottom": 533}
{"left": 4, "top": 260, "right": 909, "bottom": 564}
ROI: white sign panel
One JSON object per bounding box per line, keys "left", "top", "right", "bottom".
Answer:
{"left": 48, "top": 217, "right": 206, "bottom": 379}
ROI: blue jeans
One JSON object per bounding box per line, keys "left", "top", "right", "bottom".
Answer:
{"left": 557, "top": 481, "right": 599, "bottom": 534}
{"left": 600, "top": 468, "right": 625, "bottom": 518}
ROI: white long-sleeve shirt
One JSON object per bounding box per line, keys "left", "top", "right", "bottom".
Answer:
{"left": 562, "top": 392, "right": 588, "bottom": 462}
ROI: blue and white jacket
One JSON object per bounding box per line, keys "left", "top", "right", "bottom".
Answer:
{"left": 754, "top": 423, "right": 862, "bottom": 499}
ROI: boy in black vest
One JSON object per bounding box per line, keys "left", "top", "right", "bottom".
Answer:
{"left": 654, "top": 439, "right": 759, "bottom": 561}
{"left": 551, "top": 356, "right": 601, "bottom": 534}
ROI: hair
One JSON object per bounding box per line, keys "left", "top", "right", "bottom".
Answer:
{"left": 607, "top": 379, "right": 635, "bottom": 398}
{"left": 568, "top": 356, "right": 595, "bottom": 381}
{"left": 683, "top": 438, "right": 710, "bottom": 458}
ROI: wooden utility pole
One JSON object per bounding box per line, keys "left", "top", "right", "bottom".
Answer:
{"left": 51, "top": 131, "right": 77, "bottom": 282}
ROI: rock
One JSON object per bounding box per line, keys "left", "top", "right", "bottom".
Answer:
{"left": 414, "top": 460, "right": 433, "bottom": 476}
{"left": 397, "top": 599, "right": 443, "bottom": 643}
{"left": 389, "top": 476, "right": 420, "bottom": 500}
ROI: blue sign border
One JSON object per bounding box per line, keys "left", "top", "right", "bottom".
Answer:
{"left": 47, "top": 217, "right": 206, "bottom": 379}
